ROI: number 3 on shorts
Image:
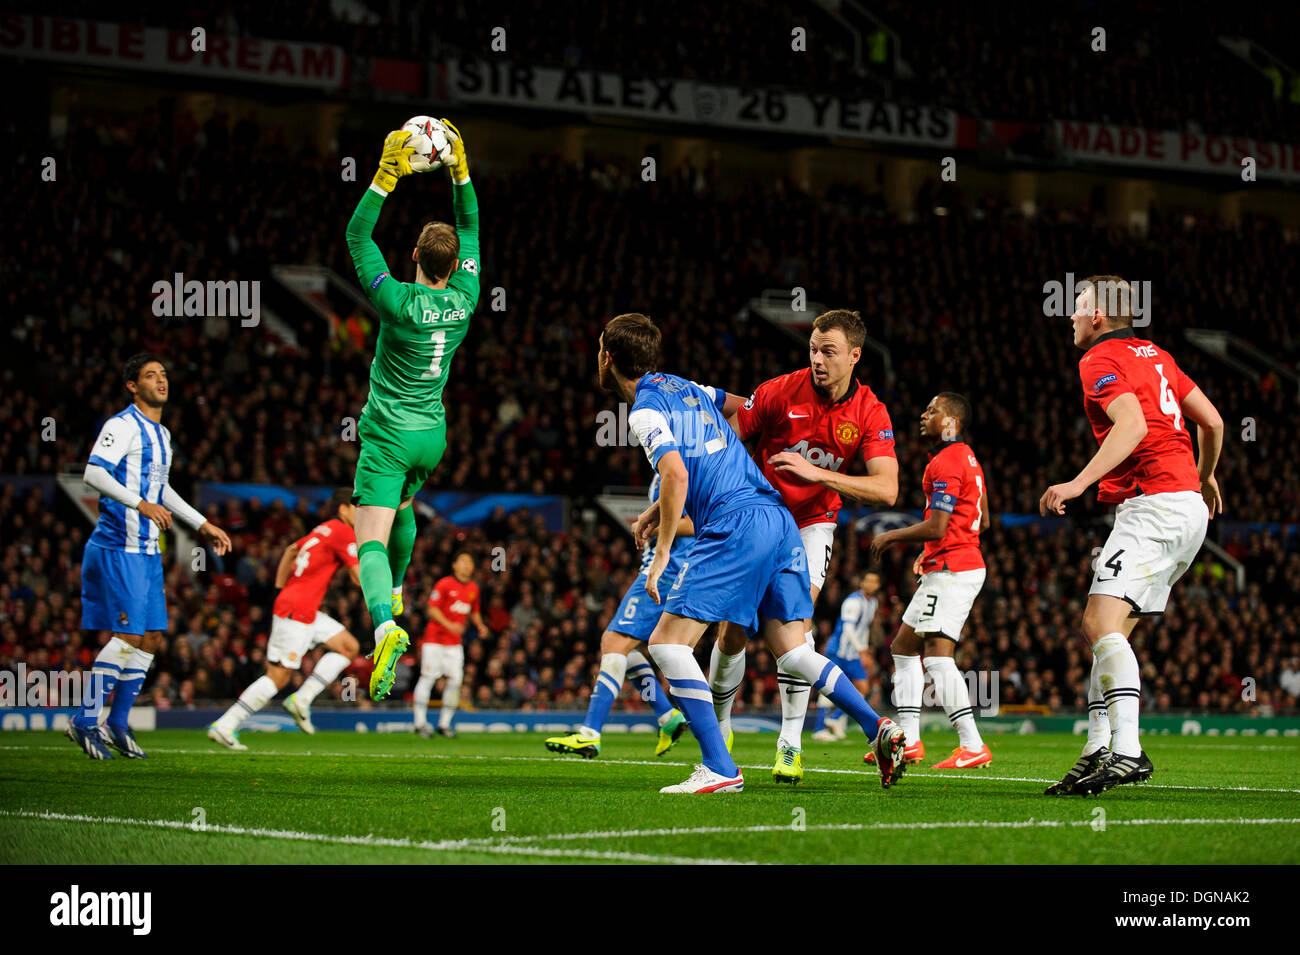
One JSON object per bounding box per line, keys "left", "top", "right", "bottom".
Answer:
{"left": 924, "top": 593, "right": 938, "bottom": 616}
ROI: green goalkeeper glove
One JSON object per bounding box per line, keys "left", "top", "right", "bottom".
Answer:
{"left": 373, "top": 130, "right": 418, "bottom": 194}
{"left": 440, "top": 118, "right": 470, "bottom": 181}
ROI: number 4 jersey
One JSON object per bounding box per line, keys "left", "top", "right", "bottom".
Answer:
{"left": 1078, "top": 329, "right": 1201, "bottom": 503}
{"left": 273, "top": 519, "right": 360, "bottom": 622}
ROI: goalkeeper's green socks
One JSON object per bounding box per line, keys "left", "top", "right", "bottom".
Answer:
{"left": 358, "top": 540, "right": 395, "bottom": 631}
{"left": 388, "top": 505, "right": 417, "bottom": 597}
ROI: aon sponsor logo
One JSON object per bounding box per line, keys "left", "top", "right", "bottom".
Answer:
{"left": 450, "top": 600, "right": 473, "bottom": 614}
{"left": 788, "top": 439, "right": 843, "bottom": 470}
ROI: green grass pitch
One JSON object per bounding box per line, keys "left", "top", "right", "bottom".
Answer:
{"left": 2, "top": 730, "right": 1297, "bottom": 865}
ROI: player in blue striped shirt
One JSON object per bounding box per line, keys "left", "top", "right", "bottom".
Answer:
{"left": 813, "top": 570, "right": 881, "bottom": 741}
{"left": 67, "top": 353, "right": 232, "bottom": 759}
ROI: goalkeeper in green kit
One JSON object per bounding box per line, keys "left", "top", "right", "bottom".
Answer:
{"left": 345, "top": 120, "right": 479, "bottom": 701}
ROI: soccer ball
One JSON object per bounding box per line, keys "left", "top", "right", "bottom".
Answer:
{"left": 401, "top": 115, "right": 454, "bottom": 172}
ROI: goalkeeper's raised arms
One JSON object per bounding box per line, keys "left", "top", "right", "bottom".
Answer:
{"left": 372, "top": 129, "right": 423, "bottom": 195}
{"left": 440, "top": 118, "right": 470, "bottom": 183}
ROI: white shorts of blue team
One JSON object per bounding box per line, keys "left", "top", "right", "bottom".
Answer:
{"left": 1089, "top": 489, "right": 1209, "bottom": 616}
{"left": 902, "top": 568, "right": 986, "bottom": 641}
{"left": 420, "top": 643, "right": 464, "bottom": 681}
{"left": 800, "top": 521, "right": 836, "bottom": 592}
{"left": 267, "top": 612, "right": 344, "bottom": 670}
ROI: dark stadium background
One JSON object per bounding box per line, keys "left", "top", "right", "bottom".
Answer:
{"left": 2, "top": 0, "right": 1298, "bottom": 729}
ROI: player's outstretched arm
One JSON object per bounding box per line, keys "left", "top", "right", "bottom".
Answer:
{"left": 441, "top": 120, "right": 482, "bottom": 309}
{"left": 346, "top": 131, "right": 423, "bottom": 317}
{"left": 645, "top": 451, "right": 689, "bottom": 604}
{"left": 163, "top": 485, "right": 232, "bottom": 555}
{"left": 771, "top": 451, "right": 899, "bottom": 507}
{"left": 870, "top": 509, "right": 951, "bottom": 559}
{"left": 1181, "top": 385, "right": 1225, "bottom": 517}
{"left": 632, "top": 507, "right": 694, "bottom": 549}
{"left": 1040, "top": 392, "right": 1147, "bottom": 515}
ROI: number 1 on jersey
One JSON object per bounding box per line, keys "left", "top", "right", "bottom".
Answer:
{"left": 423, "top": 330, "right": 448, "bottom": 379}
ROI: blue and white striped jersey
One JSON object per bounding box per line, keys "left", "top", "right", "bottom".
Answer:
{"left": 86, "top": 405, "right": 175, "bottom": 555}
{"left": 833, "top": 590, "right": 878, "bottom": 656}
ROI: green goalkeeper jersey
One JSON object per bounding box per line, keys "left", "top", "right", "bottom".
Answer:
{"left": 346, "top": 180, "right": 481, "bottom": 431}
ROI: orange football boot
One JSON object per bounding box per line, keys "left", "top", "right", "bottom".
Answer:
{"left": 931, "top": 743, "right": 992, "bottom": 769}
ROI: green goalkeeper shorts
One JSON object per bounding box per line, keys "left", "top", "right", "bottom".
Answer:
{"left": 352, "top": 415, "right": 447, "bottom": 508}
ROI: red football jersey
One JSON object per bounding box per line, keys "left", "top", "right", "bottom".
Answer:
{"left": 736, "top": 369, "right": 896, "bottom": 528}
{"left": 423, "top": 575, "right": 481, "bottom": 646}
{"left": 273, "top": 519, "right": 359, "bottom": 622}
{"left": 1078, "top": 331, "right": 1200, "bottom": 503}
{"left": 919, "top": 441, "right": 986, "bottom": 573}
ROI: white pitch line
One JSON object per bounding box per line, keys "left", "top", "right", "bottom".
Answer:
{"left": 487, "top": 816, "right": 1300, "bottom": 845}
{"left": 0, "top": 809, "right": 754, "bottom": 866}
{"left": 5, "top": 742, "right": 1299, "bottom": 795}
{"left": 6, "top": 809, "right": 1297, "bottom": 863}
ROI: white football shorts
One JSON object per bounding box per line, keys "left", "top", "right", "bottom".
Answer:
{"left": 901, "top": 568, "right": 986, "bottom": 640}
{"left": 267, "top": 611, "right": 344, "bottom": 670}
{"left": 420, "top": 643, "right": 465, "bottom": 681}
{"left": 800, "top": 521, "right": 837, "bottom": 593}
{"left": 1089, "top": 489, "right": 1209, "bottom": 615}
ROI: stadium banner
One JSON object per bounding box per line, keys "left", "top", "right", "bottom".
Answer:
{"left": 0, "top": 707, "right": 155, "bottom": 732}
{"left": 1052, "top": 120, "right": 1300, "bottom": 183}
{"left": 444, "top": 59, "right": 958, "bottom": 148}
{"left": 0, "top": 16, "right": 346, "bottom": 90}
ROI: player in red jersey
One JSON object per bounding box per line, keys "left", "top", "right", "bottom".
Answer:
{"left": 1040, "top": 276, "right": 1224, "bottom": 795}
{"left": 413, "top": 551, "right": 487, "bottom": 738}
{"left": 208, "top": 490, "right": 363, "bottom": 749}
{"left": 714, "top": 309, "right": 900, "bottom": 784}
{"left": 870, "top": 393, "right": 992, "bottom": 769}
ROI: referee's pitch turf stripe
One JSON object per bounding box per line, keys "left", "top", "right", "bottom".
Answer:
{"left": 4, "top": 742, "right": 1299, "bottom": 795}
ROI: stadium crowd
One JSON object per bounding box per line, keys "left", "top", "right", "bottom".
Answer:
{"left": 2, "top": 106, "right": 1298, "bottom": 718}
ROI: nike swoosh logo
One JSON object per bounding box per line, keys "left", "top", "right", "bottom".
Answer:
{"left": 788, "top": 412, "right": 809, "bottom": 418}
{"left": 955, "top": 755, "right": 985, "bottom": 767}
